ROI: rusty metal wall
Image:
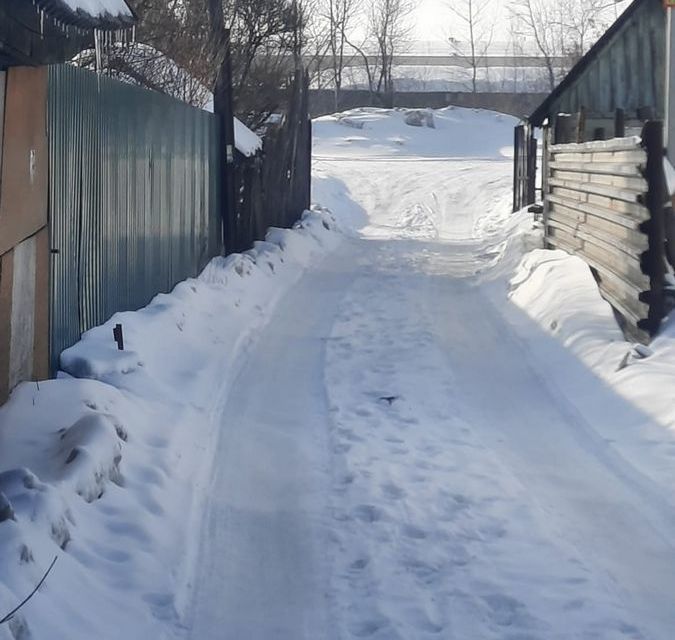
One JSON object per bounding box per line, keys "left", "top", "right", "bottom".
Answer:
{"left": 48, "top": 64, "right": 221, "bottom": 371}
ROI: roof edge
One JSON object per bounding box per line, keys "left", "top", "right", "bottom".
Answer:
{"left": 528, "top": 0, "right": 652, "bottom": 126}
{"left": 34, "top": 0, "right": 136, "bottom": 31}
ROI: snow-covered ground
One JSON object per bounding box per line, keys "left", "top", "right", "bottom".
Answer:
{"left": 0, "top": 213, "right": 340, "bottom": 640}
{"left": 3, "top": 105, "right": 675, "bottom": 640}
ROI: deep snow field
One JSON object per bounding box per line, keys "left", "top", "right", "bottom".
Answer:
{"left": 2, "top": 106, "right": 675, "bottom": 640}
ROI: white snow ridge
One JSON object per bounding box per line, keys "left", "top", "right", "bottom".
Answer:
{"left": 3, "top": 107, "right": 675, "bottom": 640}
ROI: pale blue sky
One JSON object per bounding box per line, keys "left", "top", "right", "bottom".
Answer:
{"left": 411, "top": 0, "right": 631, "bottom": 45}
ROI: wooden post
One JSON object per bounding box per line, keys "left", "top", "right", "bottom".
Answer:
{"left": 576, "top": 107, "right": 586, "bottom": 143}
{"left": 542, "top": 125, "right": 552, "bottom": 248}
{"left": 614, "top": 108, "right": 625, "bottom": 138}
{"left": 209, "top": 4, "right": 237, "bottom": 254}
{"left": 666, "top": 6, "right": 675, "bottom": 160}
{"left": 554, "top": 114, "right": 574, "bottom": 144}
{"left": 637, "top": 106, "right": 654, "bottom": 122}
{"left": 219, "top": 31, "right": 237, "bottom": 254}
{"left": 641, "top": 120, "right": 666, "bottom": 338}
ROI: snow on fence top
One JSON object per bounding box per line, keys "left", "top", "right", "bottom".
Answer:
{"left": 234, "top": 118, "right": 262, "bottom": 157}
{"left": 30, "top": 0, "right": 135, "bottom": 29}
{"left": 57, "top": 0, "right": 133, "bottom": 18}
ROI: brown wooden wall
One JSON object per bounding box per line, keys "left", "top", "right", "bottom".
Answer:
{"left": 0, "top": 67, "right": 50, "bottom": 403}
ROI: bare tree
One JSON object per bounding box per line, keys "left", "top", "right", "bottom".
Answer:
{"left": 446, "top": 0, "right": 494, "bottom": 93}
{"left": 509, "top": 0, "right": 564, "bottom": 91}
{"left": 367, "top": 0, "right": 415, "bottom": 106}
{"left": 343, "top": 33, "right": 377, "bottom": 102}
{"left": 510, "top": 0, "right": 620, "bottom": 91}
{"left": 318, "top": 0, "right": 361, "bottom": 110}
{"left": 505, "top": 16, "right": 524, "bottom": 92}
{"left": 75, "top": 44, "right": 213, "bottom": 107}
{"left": 302, "top": 2, "right": 333, "bottom": 90}
{"left": 80, "top": 0, "right": 309, "bottom": 124}
{"left": 558, "top": 0, "right": 617, "bottom": 65}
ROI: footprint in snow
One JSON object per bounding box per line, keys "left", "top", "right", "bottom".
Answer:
{"left": 401, "top": 524, "right": 427, "bottom": 540}
{"left": 353, "top": 504, "right": 384, "bottom": 523}
{"left": 381, "top": 483, "right": 405, "bottom": 500}
{"left": 349, "top": 557, "right": 370, "bottom": 571}
{"left": 348, "top": 616, "right": 392, "bottom": 638}
{"left": 482, "top": 593, "right": 528, "bottom": 628}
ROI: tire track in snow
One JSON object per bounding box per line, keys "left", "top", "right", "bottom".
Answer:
{"left": 324, "top": 239, "right": 664, "bottom": 640}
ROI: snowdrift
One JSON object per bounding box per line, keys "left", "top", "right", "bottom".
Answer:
{"left": 0, "top": 210, "right": 340, "bottom": 640}
{"left": 313, "top": 106, "right": 517, "bottom": 159}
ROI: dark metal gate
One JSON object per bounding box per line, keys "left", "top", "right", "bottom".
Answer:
{"left": 513, "top": 124, "right": 537, "bottom": 212}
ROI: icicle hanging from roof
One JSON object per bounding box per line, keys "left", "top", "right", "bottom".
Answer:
{"left": 29, "top": 0, "right": 136, "bottom": 40}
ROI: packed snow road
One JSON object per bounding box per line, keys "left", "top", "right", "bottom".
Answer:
{"left": 185, "top": 109, "right": 675, "bottom": 640}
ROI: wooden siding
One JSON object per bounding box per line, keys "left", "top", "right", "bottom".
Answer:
{"left": 532, "top": 0, "right": 666, "bottom": 126}
{"left": 543, "top": 124, "right": 666, "bottom": 343}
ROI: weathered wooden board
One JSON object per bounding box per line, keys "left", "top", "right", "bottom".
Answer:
{"left": 543, "top": 122, "right": 665, "bottom": 343}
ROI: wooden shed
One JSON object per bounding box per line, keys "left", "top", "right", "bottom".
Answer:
{"left": 529, "top": 0, "right": 666, "bottom": 138}
{"left": 514, "top": 0, "right": 667, "bottom": 211}
{"left": 514, "top": 0, "right": 674, "bottom": 343}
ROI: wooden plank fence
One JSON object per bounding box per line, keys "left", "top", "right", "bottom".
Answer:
{"left": 543, "top": 121, "right": 666, "bottom": 343}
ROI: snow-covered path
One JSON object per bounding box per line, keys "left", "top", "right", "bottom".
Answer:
{"left": 185, "top": 110, "right": 675, "bottom": 640}
{"left": 186, "top": 247, "right": 349, "bottom": 639}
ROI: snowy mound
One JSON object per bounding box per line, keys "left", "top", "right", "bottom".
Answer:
{"left": 313, "top": 107, "right": 517, "bottom": 159}
{"left": 0, "top": 209, "right": 341, "bottom": 640}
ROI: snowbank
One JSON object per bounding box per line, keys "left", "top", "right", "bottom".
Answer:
{"left": 509, "top": 250, "right": 627, "bottom": 368}
{"left": 313, "top": 106, "right": 517, "bottom": 159}
{"left": 507, "top": 247, "right": 675, "bottom": 499}
{"left": 0, "top": 209, "right": 340, "bottom": 640}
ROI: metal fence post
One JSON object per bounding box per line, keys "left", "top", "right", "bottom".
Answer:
{"left": 513, "top": 125, "right": 522, "bottom": 212}
{"left": 527, "top": 125, "right": 537, "bottom": 206}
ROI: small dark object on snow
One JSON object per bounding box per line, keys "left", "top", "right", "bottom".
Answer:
{"left": 379, "top": 396, "right": 399, "bottom": 405}
{"left": 404, "top": 110, "right": 435, "bottom": 129}
{"left": 0, "top": 492, "right": 15, "bottom": 523}
{"left": 65, "top": 448, "right": 80, "bottom": 464}
{"left": 113, "top": 323, "right": 124, "bottom": 351}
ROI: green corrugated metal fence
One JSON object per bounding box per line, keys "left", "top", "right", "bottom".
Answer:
{"left": 48, "top": 64, "right": 221, "bottom": 371}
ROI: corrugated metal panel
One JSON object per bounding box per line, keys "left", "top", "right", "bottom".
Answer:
{"left": 48, "top": 64, "right": 221, "bottom": 371}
